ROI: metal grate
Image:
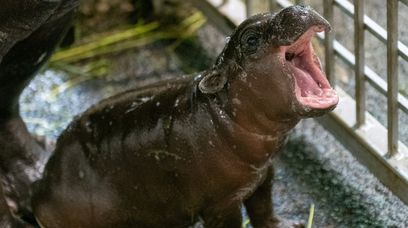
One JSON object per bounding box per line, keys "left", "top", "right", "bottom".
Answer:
{"left": 191, "top": 0, "right": 408, "bottom": 205}
{"left": 314, "top": 0, "right": 408, "bottom": 205}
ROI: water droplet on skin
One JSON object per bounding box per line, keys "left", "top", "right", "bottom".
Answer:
{"left": 156, "top": 101, "right": 161, "bottom": 107}
{"left": 79, "top": 170, "right": 84, "bottom": 179}
{"left": 125, "top": 101, "right": 141, "bottom": 114}
{"left": 218, "top": 110, "right": 227, "bottom": 119}
{"left": 140, "top": 97, "right": 151, "bottom": 102}
{"left": 174, "top": 99, "right": 180, "bottom": 107}
{"left": 238, "top": 71, "right": 247, "bottom": 82}
{"left": 194, "top": 74, "right": 202, "bottom": 81}
{"left": 85, "top": 121, "right": 92, "bottom": 133}
{"left": 217, "top": 56, "right": 224, "bottom": 65}
{"left": 232, "top": 98, "right": 241, "bottom": 105}
{"left": 36, "top": 52, "right": 47, "bottom": 64}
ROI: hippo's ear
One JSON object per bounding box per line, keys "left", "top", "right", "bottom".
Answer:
{"left": 198, "top": 70, "right": 227, "bottom": 94}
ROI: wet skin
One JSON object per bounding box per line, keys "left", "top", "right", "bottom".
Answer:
{"left": 0, "top": 2, "right": 338, "bottom": 228}
{"left": 30, "top": 5, "right": 338, "bottom": 228}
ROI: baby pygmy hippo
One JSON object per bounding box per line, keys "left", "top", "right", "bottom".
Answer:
{"left": 32, "top": 5, "right": 338, "bottom": 228}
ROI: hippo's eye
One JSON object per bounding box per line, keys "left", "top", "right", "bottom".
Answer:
{"left": 245, "top": 35, "right": 259, "bottom": 53}
{"left": 241, "top": 32, "right": 261, "bottom": 54}
{"left": 246, "top": 36, "right": 258, "bottom": 47}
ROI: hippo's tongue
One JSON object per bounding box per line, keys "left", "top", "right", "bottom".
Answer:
{"left": 292, "top": 53, "right": 323, "bottom": 97}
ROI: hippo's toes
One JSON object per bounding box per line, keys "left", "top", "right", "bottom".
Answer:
{"left": 255, "top": 217, "right": 304, "bottom": 228}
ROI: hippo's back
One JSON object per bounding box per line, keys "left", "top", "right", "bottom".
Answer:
{"left": 31, "top": 75, "right": 201, "bottom": 227}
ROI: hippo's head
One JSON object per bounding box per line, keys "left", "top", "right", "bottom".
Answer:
{"left": 199, "top": 5, "right": 338, "bottom": 120}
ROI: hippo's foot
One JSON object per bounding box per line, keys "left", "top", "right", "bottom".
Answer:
{"left": 252, "top": 217, "right": 304, "bottom": 228}
{"left": 0, "top": 117, "right": 49, "bottom": 225}
{"left": 1, "top": 182, "right": 35, "bottom": 228}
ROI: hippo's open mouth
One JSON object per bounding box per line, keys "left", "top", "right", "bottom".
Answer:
{"left": 283, "top": 26, "right": 338, "bottom": 111}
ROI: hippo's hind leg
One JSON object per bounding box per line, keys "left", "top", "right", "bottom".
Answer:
{"left": 0, "top": 183, "right": 30, "bottom": 228}
{"left": 244, "top": 166, "right": 303, "bottom": 228}
{"left": 0, "top": 0, "right": 78, "bottom": 226}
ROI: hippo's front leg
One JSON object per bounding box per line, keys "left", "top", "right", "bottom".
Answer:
{"left": 244, "top": 166, "right": 303, "bottom": 228}
{"left": 202, "top": 205, "right": 242, "bottom": 228}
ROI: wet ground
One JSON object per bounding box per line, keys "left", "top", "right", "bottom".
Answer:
{"left": 275, "top": 120, "right": 408, "bottom": 227}
{"left": 19, "top": 4, "right": 408, "bottom": 228}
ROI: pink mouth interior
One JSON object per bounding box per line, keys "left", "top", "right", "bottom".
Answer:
{"left": 283, "top": 26, "right": 338, "bottom": 110}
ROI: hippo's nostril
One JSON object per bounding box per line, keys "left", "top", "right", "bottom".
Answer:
{"left": 285, "top": 52, "right": 295, "bottom": 61}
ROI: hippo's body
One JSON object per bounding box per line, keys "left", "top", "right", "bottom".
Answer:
{"left": 0, "top": 2, "right": 338, "bottom": 228}
{"left": 32, "top": 75, "right": 296, "bottom": 227}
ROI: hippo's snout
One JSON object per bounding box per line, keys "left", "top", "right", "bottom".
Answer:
{"left": 270, "top": 5, "right": 331, "bottom": 46}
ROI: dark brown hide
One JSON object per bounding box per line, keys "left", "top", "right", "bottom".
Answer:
{"left": 31, "top": 5, "right": 336, "bottom": 228}
{"left": 0, "top": 3, "right": 338, "bottom": 228}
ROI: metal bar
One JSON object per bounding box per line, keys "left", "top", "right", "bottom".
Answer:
{"left": 189, "top": 0, "right": 236, "bottom": 35}
{"left": 275, "top": 0, "right": 291, "bottom": 8}
{"left": 334, "top": 0, "right": 408, "bottom": 63}
{"left": 354, "top": 0, "right": 365, "bottom": 126}
{"left": 252, "top": 0, "right": 271, "bottom": 15}
{"left": 387, "top": 0, "right": 399, "bottom": 157}
{"left": 324, "top": 0, "right": 335, "bottom": 86}
{"left": 269, "top": 0, "right": 278, "bottom": 12}
{"left": 245, "top": 0, "right": 251, "bottom": 17}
